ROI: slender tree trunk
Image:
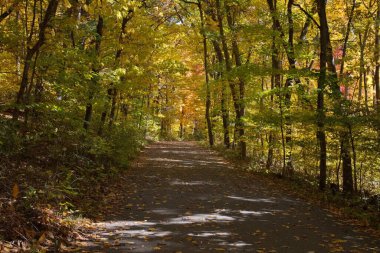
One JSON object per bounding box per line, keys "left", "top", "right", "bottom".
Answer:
{"left": 225, "top": 3, "right": 246, "bottom": 158}
{"left": 215, "top": 0, "right": 243, "bottom": 157}
{"left": 267, "top": 0, "right": 296, "bottom": 173}
{"left": 375, "top": 0, "right": 380, "bottom": 113}
{"left": 341, "top": 131, "right": 353, "bottom": 193}
{"left": 0, "top": 1, "right": 19, "bottom": 23}
{"left": 84, "top": 15, "right": 103, "bottom": 130}
{"left": 109, "top": 88, "right": 117, "bottom": 127}
{"left": 316, "top": 0, "right": 328, "bottom": 190}
{"left": 197, "top": 0, "right": 214, "bottom": 146}
{"left": 266, "top": 133, "right": 275, "bottom": 170}
{"left": 327, "top": 51, "right": 354, "bottom": 194}
{"left": 213, "top": 40, "right": 230, "bottom": 148}
{"left": 24, "top": 51, "right": 40, "bottom": 125}
{"left": 216, "top": 0, "right": 242, "bottom": 152}
{"left": 266, "top": 9, "right": 281, "bottom": 170}
{"left": 99, "top": 14, "right": 133, "bottom": 133}
{"left": 13, "top": 0, "right": 58, "bottom": 121}
{"left": 358, "top": 36, "right": 365, "bottom": 102}
{"left": 316, "top": 0, "right": 354, "bottom": 194}
{"left": 339, "top": 0, "right": 356, "bottom": 98}
{"left": 364, "top": 67, "right": 369, "bottom": 112}
{"left": 358, "top": 22, "right": 370, "bottom": 111}
{"left": 349, "top": 125, "right": 357, "bottom": 192}
{"left": 206, "top": 2, "right": 230, "bottom": 148}
{"left": 179, "top": 105, "right": 184, "bottom": 139}
{"left": 109, "top": 16, "right": 131, "bottom": 128}
{"left": 98, "top": 87, "right": 113, "bottom": 135}
{"left": 283, "top": 0, "right": 296, "bottom": 175}
{"left": 298, "top": 4, "right": 317, "bottom": 43}
{"left": 329, "top": 43, "right": 354, "bottom": 193}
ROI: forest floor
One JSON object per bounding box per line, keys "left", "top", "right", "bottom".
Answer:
{"left": 65, "top": 141, "right": 380, "bottom": 253}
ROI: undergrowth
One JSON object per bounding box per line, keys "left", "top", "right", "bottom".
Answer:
{"left": 209, "top": 142, "right": 380, "bottom": 232}
{"left": 0, "top": 120, "right": 145, "bottom": 252}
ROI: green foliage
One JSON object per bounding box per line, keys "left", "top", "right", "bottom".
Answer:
{"left": 85, "top": 125, "right": 144, "bottom": 167}
{"left": 0, "top": 119, "right": 22, "bottom": 155}
{"left": 109, "top": 125, "right": 144, "bottom": 167}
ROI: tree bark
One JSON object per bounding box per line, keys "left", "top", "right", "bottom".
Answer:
{"left": 197, "top": 0, "right": 214, "bottom": 146}
{"left": 358, "top": 22, "right": 370, "bottom": 111}
{"left": 225, "top": 3, "right": 246, "bottom": 158}
{"left": 319, "top": 0, "right": 354, "bottom": 194}
{"left": 266, "top": 7, "right": 282, "bottom": 170}
{"left": 215, "top": 0, "right": 244, "bottom": 157}
{"left": 84, "top": 15, "right": 103, "bottom": 130}
{"left": 205, "top": 1, "right": 230, "bottom": 148}
{"left": 339, "top": 0, "right": 356, "bottom": 98}
{"left": 212, "top": 39, "right": 230, "bottom": 148}
{"left": 99, "top": 13, "right": 133, "bottom": 133}
{"left": 266, "top": 0, "right": 296, "bottom": 173}
{"left": 316, "top": 0, "right": 328, "bottom": 190}
{"left": 0, "top": 1, "right": 19, "bottom": 23}
{"left": 375, "top": 0, "right": 380, "bottom": 113}
{"left": 13, "top": 0, "right": 59, "bottom": 121}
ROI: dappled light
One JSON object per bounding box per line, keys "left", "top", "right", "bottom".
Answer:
{"left": 227, "top": 195, "right": 276, "bottom": 203}
{"left": 98, "top": 229, "right": 172, "bottom": 238}
{"left": 149, "top": 208, "right": 179, "bottom": 215}
{"left": 65, "top": 142, "right": 379, "bottom": 252}
{"left": 238, "top": 210, "right": 273, "bottom": 216}
{"left": 1, "top": 0, "right": 380, "bottom": 249}
{"left": 188, "top": 232, "right": 231, "bottom": 237}
{"left": 219, "top": 241, "right": 253, "bottom": 247}
{"left": 165, "top": 213, "right": 236, "bottom": 224}
{"left": 97, "top": 221, "right": 157, "bottom": 229}
{"left": 170, "top": 179, "right": 217, "bottom": 186}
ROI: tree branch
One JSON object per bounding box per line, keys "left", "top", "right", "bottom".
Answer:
{"left": 293, "top": 3, "right": 320, "bottom": 29}
{"left": 181, "top": 0, "right": 199, "bottom": 6}
{"left": 0, "top": 2, "right": 18, "bottom": 23}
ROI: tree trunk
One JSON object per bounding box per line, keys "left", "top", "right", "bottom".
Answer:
{"left": 83, "top": 15, "right": 103, "bottom": 130}
{"left": 316, "top": 0, "right": 328, "bottom": 190}
{"left": 266, "top": 6, "right": 282, "bottom": 170}
{"left": 212, "top": 40, "right": 230, "bottom": 148}
{"left": 98, "top": 87, "right": 113, "bottom": 135}
{"left": 341, "top": 131, "right": 354, "bottom": 193}
{"left": 109, "top": 88, "right": 118, "bottom": 127}
{"left": 358, "top": 22, "right": 370, "bottom": 111}
{"left": 375, "top": 0, "right": 380, "bottom": 113}
{"left": 349, "top": 125, "right": 357, "bottom": 192}
{"left": 197, "top": 0, "right": 214, "bottom": 146}
{"left": 283, "top": 0, "right": 296, "bottom": 175}
{"left": 215, "top": 0, "right": 243, "bottom": 157}
{"left": 99, "top": 14, "right": 133, "bottom": 132}
{"left": 225, "top": 3, "right": 246, "bottom": 158}
{"left": 0, "top": 1, "right": 19, "bottom": 23}
{"left": 339, "top": 0, "right": 356, "bottom": 99}
{"left": 266, "top": 0, "right": 296, "bottom": 173}
{"left": 13, "top": 0, "right": 59, "bottom": 121}
{"left": 321, "top": 0, "right": 354, "bottom": 194}
{"left": 206, "top": 1, "right": 230, "bottom": 148}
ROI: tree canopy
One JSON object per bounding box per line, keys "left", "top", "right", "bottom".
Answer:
{"left": 1, "top": 0, "right": 380, "bottom": 248}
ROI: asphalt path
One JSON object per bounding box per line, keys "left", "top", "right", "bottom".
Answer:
{"left": 70, "top": 141, "right": 380, "bottom": 253}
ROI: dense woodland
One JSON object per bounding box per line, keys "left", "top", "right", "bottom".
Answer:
{"left": 1, "top": 0, "right": 380, "bottom": 249}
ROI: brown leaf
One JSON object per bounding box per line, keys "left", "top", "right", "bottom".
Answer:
{"left": 12, "top": 184, "right": 20, "bottom": 199}
{"left": 38, "top": 232, "right": 46, "bottom": 244}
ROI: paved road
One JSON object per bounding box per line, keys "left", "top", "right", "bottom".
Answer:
{"left": 72, "top": 141, "right": 380, "bottom": 252}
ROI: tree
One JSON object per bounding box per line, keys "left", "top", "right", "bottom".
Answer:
{"left": 316, "top": 0, "right": 328, "bottom": 190}
{"left": 13, "top": 0, "right": 59, "bottom": 121}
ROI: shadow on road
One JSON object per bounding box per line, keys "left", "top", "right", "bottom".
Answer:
{"left": 67, "top": 142, "right": 380, "bottom": 253}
